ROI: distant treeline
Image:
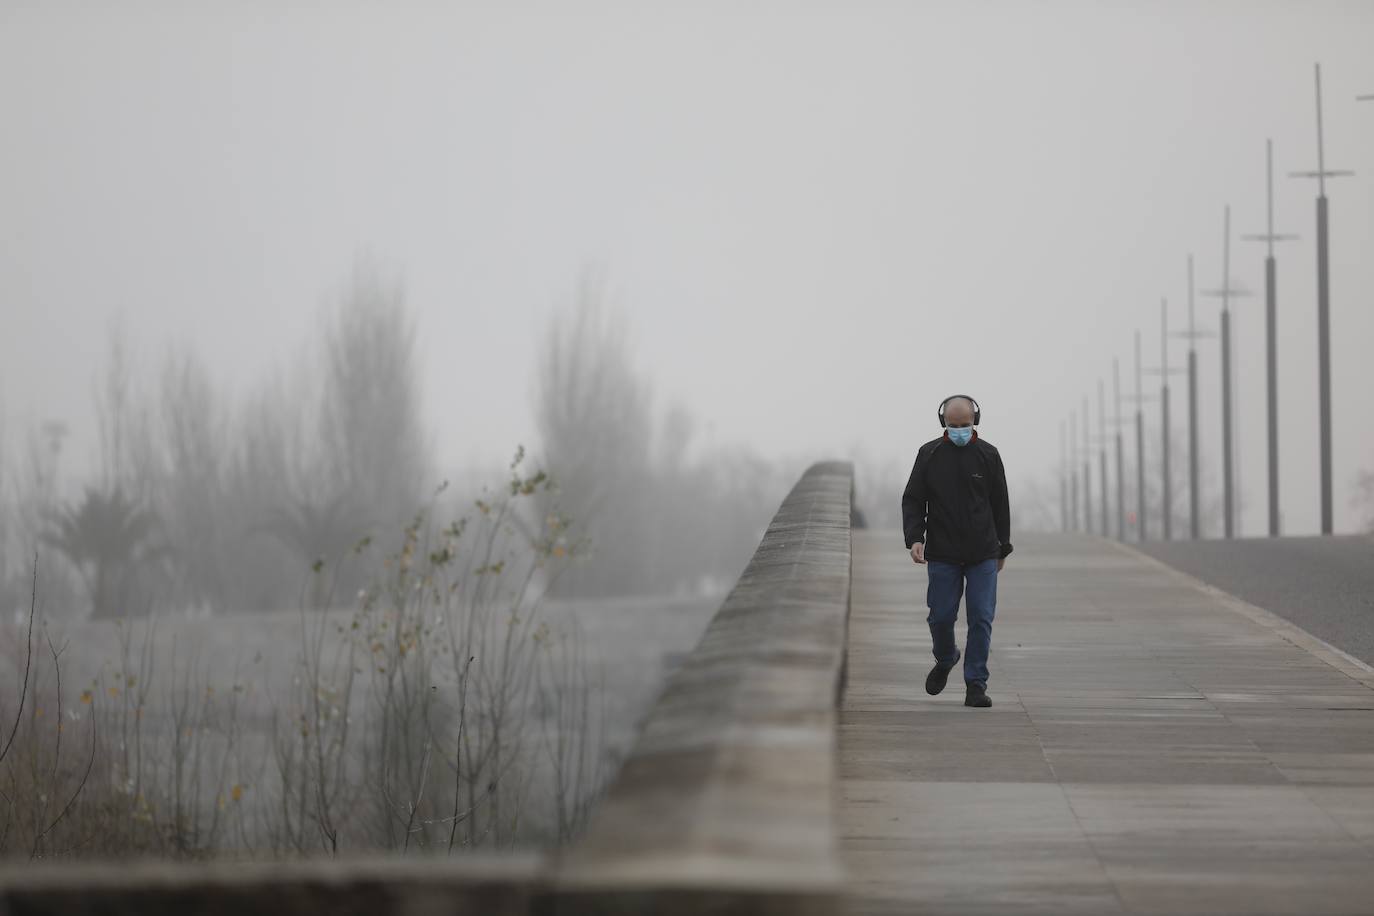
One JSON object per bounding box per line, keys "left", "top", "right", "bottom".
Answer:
{"left": 0, "top": 264, "right": 790, "bottom": 620}
{"left": 532, "top": 275, "right": 792, "bottom": 599}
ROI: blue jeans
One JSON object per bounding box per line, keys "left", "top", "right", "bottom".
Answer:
{"left": 926, "top": 558, "right": 999, "bottom": 689}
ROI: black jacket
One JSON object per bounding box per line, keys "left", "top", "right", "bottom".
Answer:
{"left": 901, "top": 432, "right": 1013, "bottom": 564}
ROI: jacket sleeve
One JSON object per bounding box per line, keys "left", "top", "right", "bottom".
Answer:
{"left": 989, "top": 447, "right": 1013, "bottom": 558}
{"left": 901, "top": 449, "right": 929, "bottom": 550}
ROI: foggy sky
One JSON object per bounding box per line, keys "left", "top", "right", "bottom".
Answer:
{"left": 4, "top": 0, "right": 1373, "bottom": 534}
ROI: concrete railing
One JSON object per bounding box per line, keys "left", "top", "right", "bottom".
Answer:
{"left": 0, "top": 461, "right": 855, "bottom": 915}
{"left": 552, "top": 459, "right": 854, "bottom": 913}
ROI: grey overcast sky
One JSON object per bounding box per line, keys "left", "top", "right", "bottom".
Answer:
{"left": 3, "top": 1, "right": 1373, "bottom": 533}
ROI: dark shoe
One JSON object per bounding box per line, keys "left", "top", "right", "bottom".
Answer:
{"left": 964, "top": 683, "right": 992, "bottom": 708}
{"left": 924, "top": 651, "right": 960, "bottom": 696}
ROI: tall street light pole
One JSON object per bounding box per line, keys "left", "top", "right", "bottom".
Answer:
{"left": 1060, "top": 420, "right": 1069, "bottom": 532}
{"left": 1133, "top": 330, "right": 1149, "bottom": 542}
{"left": 1172, "top": 255, "right": 1213, "bottom": 540}
{"left": 1146, "top": 300, "right": 1185, "bottom": 541}
{"left": 1070, "top": 410, "right": 1079, "bottom": 532}
{"left": 1242, "top": 139, "right": 1299, "bottom": 538}
{"left": 1098, "top": 379, "right": 1108, "bottom": 537}
{"left": 1290, "top": 63, "right": 1354, "bottom": 535}
{"left": 1114, "top": 358, "right": 1125, "bottom": 541}
{"left": 1160, "top": 302, "right": 1173, "bottom": 541}
{"left": 1200, "top": 206, "right": 1250, "bottom": 539}
{"left": 1082, "top": 397, "right": 1093, "bottom": 534}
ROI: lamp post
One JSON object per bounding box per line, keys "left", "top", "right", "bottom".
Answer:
{"left": 1070, "top": 411, "right": 1079, "bottom": 532}
{"left": 1132, "top": 330, "right": 1148, "bottom": 542}
{"left": 1290, "top": 63, "right": 1354, "bottom": 535}
{"left": 1242, "top": 140, "right": 1299, "bottom": 538}
{"left": 1171, "top": 256, "right": 1214, "bottom": 540}
{"left": 1060, "top": 420, "right": 1069, "bottom": 532}
{"left": 1146, "top": 300, "right": 1186, "bottom": 541}
{"left": 1098, "top": 379, "right": 1108, "bottom": 537}
{"left": 1200, "top": 206, "right": 1251, "bottom": 539}
{"left": 1114, "top": 358, "right": 1125, "bottom": 541}
{"left": 1082, "top": 397, "right": 1093, "bottom": 534}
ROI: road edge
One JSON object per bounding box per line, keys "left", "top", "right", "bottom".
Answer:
{"left": 1107, "top": 538, "right": 1374, "bottom": 691}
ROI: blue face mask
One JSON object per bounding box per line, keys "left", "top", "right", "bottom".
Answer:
{"left": 947, "top": 426, "right": 973, "bottom": 447}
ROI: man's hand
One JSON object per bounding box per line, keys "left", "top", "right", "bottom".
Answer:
{"left": 997, "top": 557, "right": 1006, "bottom": 573}
{"left": 910, "top": 542, "right": 926, "bottom": 565}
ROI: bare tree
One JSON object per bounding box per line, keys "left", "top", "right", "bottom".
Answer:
{"left": 93, "top": 321, "right": 159, "bottom": 504}
{"left": 218, "top": 371, "right": 311, "bottom": 612}
{"left": 210, "top": 261, "right": 431, "bottom": 613}
{"left": 533, "top": 273, "right": 786, "bottom": 597}
{"left": 158, "top": 347, "right": 228, "bottom": 613}
{"left": 319, "top": 259, "right": 428, "bottom": 537}
{"left": 534, "top": 275, "right": 653, "bottom": 596}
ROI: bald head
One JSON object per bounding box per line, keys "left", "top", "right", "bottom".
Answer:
{"left": 943, "top": 397, "right": 975, "bottom": 428}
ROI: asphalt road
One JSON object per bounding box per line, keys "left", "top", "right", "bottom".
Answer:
{"left": 1139, "top": 533, "right": 1374, "bottom": 668}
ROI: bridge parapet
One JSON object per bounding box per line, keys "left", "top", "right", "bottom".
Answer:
{"left": 553, "top": 460, "right": 853, "bottom": 913}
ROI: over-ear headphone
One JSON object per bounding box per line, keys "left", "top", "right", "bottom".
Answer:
{"left": 937, "top": 394, "right": 981, "bottom": 428}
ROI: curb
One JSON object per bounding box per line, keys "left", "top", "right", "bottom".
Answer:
{"left": 1106, "top": 537, "right": 1374, "bottom": 691}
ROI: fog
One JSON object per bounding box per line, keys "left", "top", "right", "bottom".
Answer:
{"left": 2, "top": 0, "right": 1374, "bottom": 870}
{"left": 3, "top": 1, "right": 1372, "bottom": 542}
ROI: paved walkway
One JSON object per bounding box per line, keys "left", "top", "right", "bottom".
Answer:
{"left": 839, "top": 531, "right": 1374, "bottom": 915}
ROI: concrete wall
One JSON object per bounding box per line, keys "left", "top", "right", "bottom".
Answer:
{"left": 551, "top": 460, "right": 854, "bottom": 913}
{"left": 0, "top": 461, "right": 854, "bottom": 916}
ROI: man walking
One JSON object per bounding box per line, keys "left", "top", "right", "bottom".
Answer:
{"left": 901, "top": 395, "right": 1013, "bottom": 708}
